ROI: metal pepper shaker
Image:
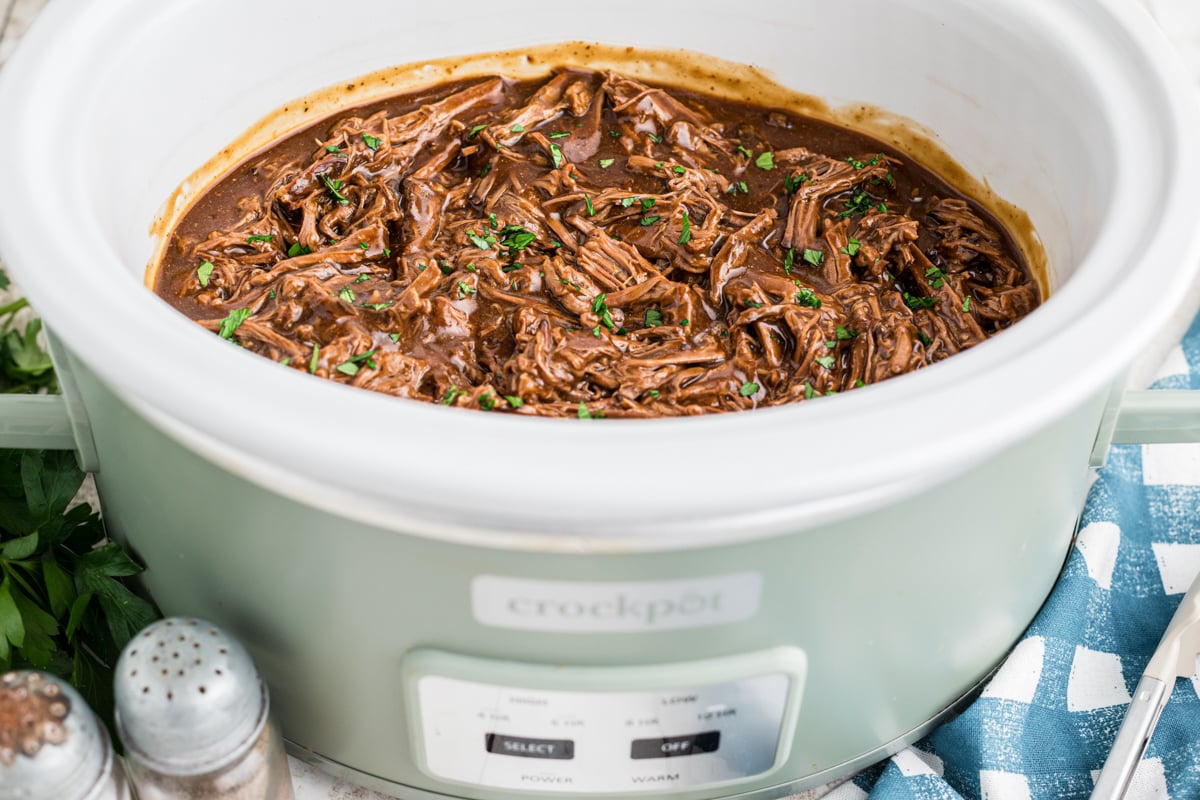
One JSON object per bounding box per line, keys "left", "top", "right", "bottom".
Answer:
{"left": 113, "top": 617, "right": 294, "bottom": 800}
{"left": 0, "top": 670, "right": 133, "bottom": 800}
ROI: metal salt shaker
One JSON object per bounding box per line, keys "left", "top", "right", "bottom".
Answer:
{"left": 114, "top": 617, "right": 294, "bottom": 800}
{"left": 0, "top": 670, "right": 133, "bottom": 800}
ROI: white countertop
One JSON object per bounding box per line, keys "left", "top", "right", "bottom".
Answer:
{"left": 2, "top": 1, "right": 1198, "bottom": 798}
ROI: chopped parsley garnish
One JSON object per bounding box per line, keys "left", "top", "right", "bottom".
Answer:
{"left": 504, "top": 395, "right": 524, "bottom": 409}
{"left": 364, "top": 302, "right": 393, "bottom": 311}
{"left": 585, "top": 195, "right": 596, "bottom": 216}
{"left": 439, "top": 262, "right": 454, "bottom": 275}
{"left": 467, "top": 229, "right": 496, "bottom": 250}
{"left": 388, "top": 333, "right": 401, "bottom": 343}
{"left": 548, "top": 131, "right": 571, "bottom": 139}
{"left": 609, "top": 129, "right": 622, "bottom": 138}
{"left": 803, "top": 248, "right": 825, "bottom": 267}
{"left": 620, "top": 197, "right": 637, "bottom": 208}
{"left": 755, "top": 151, "right": 775, "bottom": 171}
{"left": 815, "top": 356, "right": 836, "bottom": 369}
{"left": 591, "top": 293, "right": 617, "bottom": 330}
{"left": 847, "top": 154, "right": 883, "bottom": 170}
{"left": 640, "top": 198, "right": 656, "bottom": 210}
{"left": 197, "top": 260, "right": 214, "bottom": 287}
{"left": 805, "top": 383, "right": 819, "bottom": 400}
{"left": 479, "top": 163, "right": 492, "bottom": 178}
{"left": 362, "top": 134, "right": 382, "bottom": 151}
{"left": 357, "top": 242, "right": 370, "bottom": 251}
{"left": 903, "top": 292, "right": 938, "bottom": 310}
{"left": 354, "top": 273, "right": 370, "bottom": 283}
{"left": 646, "top": 389, "right": 661, "bottom": 400}
{"left": 321, "top": 174, "right": 350, "bottom": 205}
{"left": 737, "top": 145, "right": 753, "bottom": 158}
{"left": 918, "top": 331, "right": 933, "bottom": 346}
{"left": 287, "top": 242, "right": 311, "bottom": 258}
{"left": 247, "top": 234, "right": 273, "bottom": 244}
{"left": 337, "top": 286, "right": 356, "bottom": 303}
{"left": 837, "top": 189, "right": 876, "bottom": 219}
{"left": 577, "top": 402, "right": 604, "bottom": 420}
{"left": 678, "top": 210, "right": 692, "bottom": 245}
{"left": 456, "top": 281, "right": 477, "bottom": 300}
{"left": 963, "top": 296, "right": 972, "bottom": 313}
{"left": 324, "top": 144, "right": 341, "bottom": 154}
{"left": 648, "top": 133, "right": 663, "bottom": 143}
{"left": 549, "top": 143, "right": 565, "bottom": 169}
{"left": 640, "top": 216, "right": 661, "bottom": 227}
{"left": 479, "top": 393, "right": 497, "bottom": 411}
{"left": 784, "top": 173, "right": 810, "bottom": 193}
{"left": 467, "top": 124, "right": 487, "bottom": 138}
{"left": 836, "top": 326, "right": 858, "bottom": 340}
{"left": 502, "top": 263, "right": 522, "bottom": 273}
{"left": 217, "top": 308, "right": 250, "bottom": 340}
{"left": 680, "top": 318, "right": 690, "bottom": 327}
{"left": 925, "top": 266, "right": 947, "bottom": 289}
{"left": 644, "top": 308, "right": 663, "bottom": 327}
{"left": 441, "top": 385, "right": 466, "bottom": 405}
{"left": 672, "top": 165, "right": 687, "bottom": 175}
{"left": 795, "top": 288, "right": 822, "bottom": 308}
{"left": 599, "top": 158, "right": 615, "bottom": 169}
{"left": 510, "top": 123, "right": 526, "bottom": 133}
{"left": 592, "top": 325, "right": 603, "bottom": 338}
{"left": 739, "top": 381, "right": 759, "bottom": 397}
{"left": 268, "top": 289, "right": 276, "bottom": 299}
{"left": 336, "top": 362, "right": 359, "bottom": 376}
{"left": 841, "top": 238, "right": 861, "bottom": 257}
{"left": 499, "top": 225, "right": 536, "bottom": 252}
{"left": 783, "top": 248, "right": 795, "bottom": 273}
{"left": 309, "top": 344, "right": 320, "bottom": 374}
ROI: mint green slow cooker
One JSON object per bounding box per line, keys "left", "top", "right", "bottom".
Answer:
{"left": 1, "top": 1, "right": 1200, "bottom": 797}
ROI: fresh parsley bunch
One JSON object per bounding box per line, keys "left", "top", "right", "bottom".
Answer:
{"left": 0, "top": 269, "right": 57, "bottom": 394}
{"left": 0, "top": 449, "right": 159, "bottom": 730}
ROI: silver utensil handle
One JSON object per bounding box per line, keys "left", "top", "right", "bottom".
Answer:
{"left": 1090, "top": 675, "right": 1170, "bottom": 800}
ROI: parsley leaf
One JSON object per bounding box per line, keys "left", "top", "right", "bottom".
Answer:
{"left": 841, "top": 238, "right": 861, "bottom": 257}
{"left": 795, "top": 288, "right": 822, "bottom": 309}
{"left": 287, "top": 242, "right": 312, "bottom": 258}
{"left": 678, "top": 210, "right": 692, "bottom": 245}
{"left": 217, "top": 308, "right": 251, "bottom": 340}
{"left": 903, "top": 292, "right": 938, "bottom": 310}
{"left": 739, "top": 381, "right": 759, "bottom": 397}
{"left": 755, "top": 151, "right": 775, "bottom": 171}
{"left": 549, "top": 143, "right": 566, "bottom": 169}
{"left": 815, "top": 356, "right": 836, "bottom": 369}
{"left": 803, "top": 248, "right": 825, "bottom": 267}
{"left": 362, "top": 134, "right": 382, "bottom": 151}
{"left": 644, "top": 308, "right": 663, "bottom": 327}
{"left": 196, "top": 261, "right": 214, "bottom": 288}
{"left": 504, "top": 395, "right": 524, "bottom": 409}
{"left": 320, "top": 174, "right": 350, "bottom": 205}
{"left": 599, "top": 158, "right": 615, "bottom": 169}
{"left": 836, "top": 326, "right": 858, "bottom": 340}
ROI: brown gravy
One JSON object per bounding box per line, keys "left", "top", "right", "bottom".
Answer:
{"left": 153, "top": 68, "right": 1039, "bottom": 417}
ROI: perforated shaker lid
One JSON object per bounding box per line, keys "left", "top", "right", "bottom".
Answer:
{"left": 0, "top": 671, "right": 114, "bottom": 800}
{"left": 114, "top": 618, "right": 267, "bottom": 774}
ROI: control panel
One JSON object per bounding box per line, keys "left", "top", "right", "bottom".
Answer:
{"left": 403, "top": 649, "right": 806, "bottom": 794}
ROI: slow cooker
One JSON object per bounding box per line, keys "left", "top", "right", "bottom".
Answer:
{"left": 1, "top": 0, "right": 1200, "bottom": 797}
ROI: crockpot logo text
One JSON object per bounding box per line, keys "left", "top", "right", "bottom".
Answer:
{"left": 471, "top": 574, "right": 763, "bottom": 633}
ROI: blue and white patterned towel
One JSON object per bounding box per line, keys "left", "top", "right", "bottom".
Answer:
{"left": 843, "top": 312, "right": 1200, "bottom": 799}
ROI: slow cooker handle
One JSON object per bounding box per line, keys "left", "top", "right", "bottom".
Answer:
{"left": 1109, "top": 390, "right": 1200, "bottom": 444}
{"left": 1092, "top": 388, "right": 1200, "bottom": 466}
{"left": 0, "top": 329, "right": 99, "bottom": 469}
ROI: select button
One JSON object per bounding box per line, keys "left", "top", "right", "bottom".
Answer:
{"left": 485, "top": 733, "right": 575, "bottom": 760}
{"left": 631, "top": 731, "right": 721, "bottom": 759}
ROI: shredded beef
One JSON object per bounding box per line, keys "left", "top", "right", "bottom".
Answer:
{"left": 155, "top": 69, "right": 1040, "bottom": 417}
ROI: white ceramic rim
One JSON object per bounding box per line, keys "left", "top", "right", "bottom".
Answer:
{"left": 1, "top": 0, "right": 1199, "bottom": 548}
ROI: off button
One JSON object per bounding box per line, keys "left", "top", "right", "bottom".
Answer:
{"left": 631, "top": 731, "right": 721, "bottom": 759}
{"left": 485, "top": 733, "right": 575, "bottom": 760}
